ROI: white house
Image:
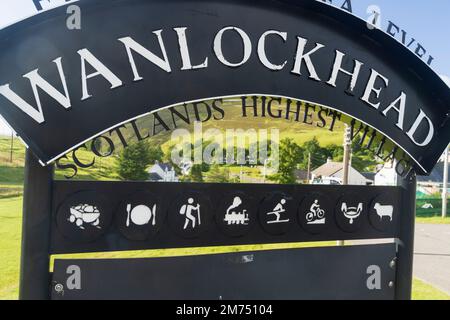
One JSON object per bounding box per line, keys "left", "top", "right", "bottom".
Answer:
{"left": 311, "top": 158, "right": 372, "bottom": 186}
{"left": 374, "top": 163, "right": 398, "bottom": 186}
{"left": 148, "top": 161, "right": 178, "bottom": 182}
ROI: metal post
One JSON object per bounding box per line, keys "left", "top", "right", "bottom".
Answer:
{"left": 10, "top": 131, "right": 13, "bottom": 163}
{"left": 19, "top": 150, "right": 54, "bottom": 300}
{"left": 342, "top": 125, "right": 351, "bottom": 185}
{"left": 307, "top": 152, "right": 311, "bottom": 184}
{"left": 338, "top": 125, "right": 351, "bottom": 246}
{"left": 442, "top": 145, "right": 448, "bottom": 218}
{"left": 395, "top": 171, "right": 416, "bottom": 300}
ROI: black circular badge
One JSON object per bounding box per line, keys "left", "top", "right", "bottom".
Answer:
{"left": 168, "top": 192, "right": 212, "bottom": 239}
{"left": 115, "top": 191, "right": 165, "bottom": 241}
{"left": 258, "top": 192, "right": 295, "bottom": 235}
{"left": 216, "top": 192, "right": 256, "bottom": 237}
{"left": 335, "top": 193, "right": 366, "bottom": 233}
{"left": 56, "top": 190, "right": 112, "bottom": 243}
{"left": 298, "top": 193, "right": 332, "bottom": 234}
{"left": 369, "top": 193, "right": 397, "bottom": 232}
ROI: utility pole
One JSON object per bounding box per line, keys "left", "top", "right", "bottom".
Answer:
{"left": 342, "top": 125, "right": 351, "bottom": 185}
{"left": 307, "top": 152, "right": 311, "bottom": 184}
{"left": 338, "top": 125, "right": 352, "bottom": 246}
{"left": 443, "top": 145, "right": 449, "bottom": 218}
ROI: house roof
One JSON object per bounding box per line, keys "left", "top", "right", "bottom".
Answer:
{"left": 312, "top": 161, "right": 344, "bottom": 177}
{"left": 361, "top": 172, "right": 376, "bottom": 181}
{"left": 158, "top": 163, "right": 173, "bottom": 171}
{"left": 148, "top": 162, "right": 173, "bottom": 172}
{"left": 148, "top": 172, "right": 163, "bottom": 181}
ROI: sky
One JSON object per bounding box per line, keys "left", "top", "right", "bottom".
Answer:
{"left": 0, "top": 0, "right": 449, "bottom": 135}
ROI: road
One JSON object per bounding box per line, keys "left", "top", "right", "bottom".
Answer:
{"left": 414, "top": 224, "right": 450, "bottom": 294}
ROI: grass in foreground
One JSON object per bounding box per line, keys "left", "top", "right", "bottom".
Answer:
{"left": 412, "top": 278, "right": 450, "bottom": 300}
{"left": 0, "top": 197, "right": 22, "bottom": 300}
{"left": 416, "top": 216, "right": 450, "bottom": 224}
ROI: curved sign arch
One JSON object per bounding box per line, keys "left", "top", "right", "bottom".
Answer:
{"left": 0, "top": 0, "right": 449, "bottom": 173}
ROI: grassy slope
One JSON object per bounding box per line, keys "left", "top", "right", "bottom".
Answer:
{"left": 0, "top": 138, "right": 25, "bottom": 196}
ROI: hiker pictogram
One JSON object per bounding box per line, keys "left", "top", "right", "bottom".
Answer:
{"left": 180, "top": 198, "right": 201, "bottom": 229}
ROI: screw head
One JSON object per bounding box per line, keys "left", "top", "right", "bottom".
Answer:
{"left": 388, "top": 281, "right": 394, "bottom": 288}
{"left": 389, "top": 260, "right": 396, "bottom": 268}
{"left": 54, "top": 283, "right": 64, "bottom": 293}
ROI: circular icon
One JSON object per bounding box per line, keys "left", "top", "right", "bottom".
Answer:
{"left": 56, "top": 190, "right": 112, "bottom": 243}
{"left": 335, "top": 193, "right": 366, "bottom": 233}
{"left": 168, "top": 192, "right": 212, "bottom": 239}
{"left": 54, "top": 283, "right": 64, "bottom": 294}
{"left": 258, "top": 192, "right": 295, "bottom": 235}
{"left": 298, "top": 193, "right": 332, "bottom": 234}
{"left": 369, "top": 193, "right": 396, "bottom": 232}
{"left": 216, "top": 192, "right": 256, "bottom": 237}
{"left": 115, "top": 191, "right": 165, "bottom": 241}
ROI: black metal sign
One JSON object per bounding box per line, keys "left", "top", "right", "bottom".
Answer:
{"left": 51, "top": 244, "right": 396, "bottom": 300}
{"left": 51, "top": 181, "right": 401, "bottom": 254}
{"left": 11, "top": 0, "right": 443, "bottom": 302}
{"left": 0, "top": 0, "right": 449, "bottom": 173}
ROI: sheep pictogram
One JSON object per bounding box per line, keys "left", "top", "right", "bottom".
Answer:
{"left": 373, "top": 203, "right": 393, "bottom": 221}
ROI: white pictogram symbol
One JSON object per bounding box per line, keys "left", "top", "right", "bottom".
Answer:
{"left": 374, "top": 203, "right": 393, "bottom": 221}
{"left": 267, "top": 199, "right": 290, "bottom": 224}
{"left": 69, "top": 204, "right": 101, "bottom": 230}
{"left": 306, "top": 199, "right": 326, "bottom": 224}
{"left": 341, "top": 202, "right": 363, "bottom": 224}
{"left": 126, "top": 204, "right": 156, "bottom": 227}
{"left": 180, "top": 198, "right": 201, "bottom": 229}
{"left": 224, "top": 196, "right": 249, "bottom": 225}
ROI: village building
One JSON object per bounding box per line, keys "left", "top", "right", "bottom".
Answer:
{"left": 148, "top": 161, "right": 178, "bottom": 182}
{"left": 310, "top": 158, "right": 373, "bottom": 186}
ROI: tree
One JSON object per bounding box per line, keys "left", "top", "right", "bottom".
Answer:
{"left": 185, "top": 164, "right": 204, "bottom": 182}
{"left": 205, "top": 165, "right": 230, "bottom": 183}
{"left": 269, "top": 138, "right": 303, "bottom": 184}
{"left": 327, "top": 144, "right": 344, "bottom": 162}
{"left": 117, "top": 141, "right": 153, "bottom": 181}
{"left": 350, "top": 140, "right": 379, "bottom": 172}
{"left": 301, "top": 137, "right": 328, "bottom": 169}
{"left": 148, "top": 144, "right": 164, "bottom": 164}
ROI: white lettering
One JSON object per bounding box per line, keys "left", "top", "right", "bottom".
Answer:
{"left": 327, "top": 50, "right": 364, "bottom": 93}
{"left": 174, "top": 27, "right": 208, "bottom": 70}
{"left": 0, "top": 57, "right": 71, "bottom": 124}
{"left": 257, "top": 30, "right": 287, "bottom": 70}
{"left": 214, "top": 27, "right": 252, "bottom": 67}
{"left": 361, "top": 69, "right": 389, "bottom": 109}
{"left": 118, "top": 30, "right": 172, "bottom": 81}
{"left": 78, "top": 48, "right": 123, "bottom": 100}
{"left": 291, "top": 37, "right": 324, "bottom": 81}
{"left": 406, "top": 109, "right": 434, "bottom": 146}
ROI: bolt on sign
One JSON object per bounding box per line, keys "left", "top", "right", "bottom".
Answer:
{"left": 0, "top": 0, "right": 448, "bottom": 300}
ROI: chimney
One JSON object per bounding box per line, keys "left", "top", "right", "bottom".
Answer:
{"left": 327, "top": 157, "right": 332, "bottom": 164}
